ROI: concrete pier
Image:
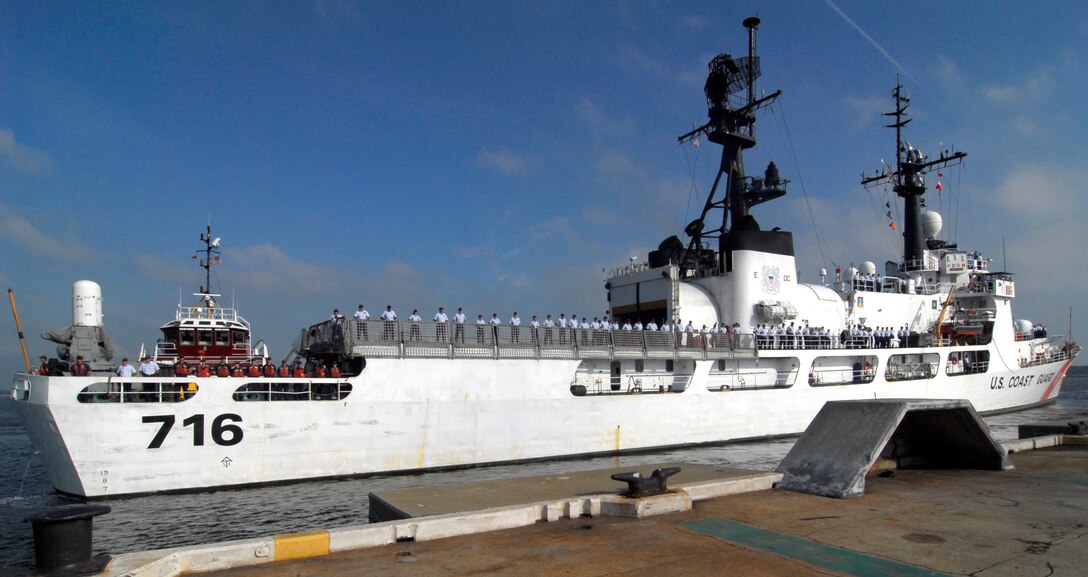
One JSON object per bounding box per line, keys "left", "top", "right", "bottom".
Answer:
{"left": 100, "top": 439, "right": 1088, "bottom": 577}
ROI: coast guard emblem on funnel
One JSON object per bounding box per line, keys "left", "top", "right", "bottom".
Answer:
{"left": 761, "top": 265, "right": 782, "bottom": 294}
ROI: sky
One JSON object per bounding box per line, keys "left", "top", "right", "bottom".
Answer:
{"left": 2, "top": 0, "right": 1086, "bottom": 375}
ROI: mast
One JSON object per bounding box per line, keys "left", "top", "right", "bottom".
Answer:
{"left": 197, "top": 224, "right": 221, "bottom": 295}
{"left": 676, "top": 16, "right": 787, "bottom": 276}
{"left": 862, "top": 81, "right": 966, "bottom": 270}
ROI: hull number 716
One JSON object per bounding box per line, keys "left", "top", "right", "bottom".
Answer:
{"left": 142, "top": 414, "right": 244, "bottom": 449}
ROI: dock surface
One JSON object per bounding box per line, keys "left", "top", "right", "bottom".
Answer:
{"left": 191, "top": 445, "right": 1086, "bottom": 577}
{"left": 368, "top": 462, "right": 762, "bottom": 521}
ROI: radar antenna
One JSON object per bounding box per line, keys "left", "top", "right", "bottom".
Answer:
{"left": 675, "top": 16, "right": 788, "bottom": 277}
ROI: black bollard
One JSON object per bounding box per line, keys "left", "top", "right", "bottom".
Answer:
{"left": 611, "top": 467, "right": 682, "bottom": 498}
{"left": 24, "top": 504, "right": 111, "bottom": 575}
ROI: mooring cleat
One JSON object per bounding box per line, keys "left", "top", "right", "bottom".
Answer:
{"left": 611, "top": 467, "right": 681, "bottom": 498}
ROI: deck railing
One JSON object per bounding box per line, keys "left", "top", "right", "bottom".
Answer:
{"left": 302, "top": 319, "right": 759, "bottom": 361}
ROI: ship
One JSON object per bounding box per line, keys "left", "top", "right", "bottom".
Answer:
{"left": 10, "top": 17, "right": 1079, "bottom": 498}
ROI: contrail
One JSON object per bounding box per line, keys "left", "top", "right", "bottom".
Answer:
{"left": 824, "top": 0, "right": 924, "bottom": 89}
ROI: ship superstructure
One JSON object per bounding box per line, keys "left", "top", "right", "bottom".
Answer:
{"left": 150, "top": 225, "right": 265, "bottom": 369}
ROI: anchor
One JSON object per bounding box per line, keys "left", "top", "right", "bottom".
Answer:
{"left": 610, "top": 467, "right": 681, "bottom": 498}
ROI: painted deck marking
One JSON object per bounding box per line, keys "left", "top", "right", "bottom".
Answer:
{"left": 682, "top": 518, "right": 953, "bottom": 577}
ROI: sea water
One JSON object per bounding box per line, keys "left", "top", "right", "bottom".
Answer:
{"left": 2, "top": 375, "right": 1085, "bottom": 569}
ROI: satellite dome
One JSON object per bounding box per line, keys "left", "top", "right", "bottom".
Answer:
{"left": 921, "top": 211, "right": 943, "bottom": 239}
{"left": 860, "top": 261, "right": 876, "bottom": 275}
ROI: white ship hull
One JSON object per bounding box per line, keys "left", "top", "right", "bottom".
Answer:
{"left": 11, "top": 18, "right": 1081, "bottom": 500}
{"left": 10, "top": 347, "right": 1074, "bottom": 498}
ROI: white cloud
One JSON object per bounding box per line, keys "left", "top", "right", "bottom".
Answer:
{"left": 593, "top": 150, "right": 686, "bottom": 225}
{"left": 475, "top": 148, "right": 527, "bottom": 175}
{"left": 678, "top": 15, "right": 707, "bottom": 30}
{"left": 221, "top": 244, "right": 344, "bottom": 294}
{"left": 992, "top": 163, "right": 1083, "bottom": 219}
{"left": 575, "top": 97, "right": 605, "bottom": 125}
{"left": 313, "top": 0, "right": 363, "bottom": 23}
{"left": 0, "top": 128, "right": 53, "bottom": 173}
{"left": 452, "top": 244, "right": 495, "bottom": 259}
{"left": 0, "top": 204, "right": 97, "bottom": 262}
{"left": 616, "top": 44, "right": 668, "bottom": 77}
{"left": 934, "top": 55, "right": 965, "bottom": 93}
{"left": 980, "top": 70, "right": 1054, "bottom": 105}
{"left": 843, "top": 95, "right": 889, "bottom": 131}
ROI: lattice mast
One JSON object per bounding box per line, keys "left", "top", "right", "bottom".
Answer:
{"left": 861, "top": 82, "right": 966, "bottom": 268}
{"left": 677, "top": 16, "right": 786, "bottom": 276}
{"left": 197, "top": 224, "right": 221, "bottom": 295}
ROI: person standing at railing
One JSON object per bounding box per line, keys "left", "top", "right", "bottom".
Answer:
{"left": 529, "top": 315, "right": 540, "bottom": 344}
{"left": 408, "top": 309, "right": 422, "bottom": 341}
{"left": 510, "top": 312, "right": 521, "bottom": 343}
{"left": 543, "top": 314, "right": 555, "bottom": 345}
{"left": 381, "top": 305, "right": 397, "bottom": 341}
{"left": 434, "top": 307, "right": 449, "bottom": 342}
{"left": 215, "top": 356, "right": 230, "bottom": 377}
{"left": 453, "top": 307, "right": 466, "bottom": 343}
{"left": 175, "top": 354, "right": 190, "bottom": 376}
{"left": 476, "top": 314, "right": 487, "bottom": 344}
{"left": 117, "top": 358, "right": 137, "bottom": 377}
{"left": 354, "top": 304, "right": 370, "bottom": 340}
{"left": 647, "top": 319, "right": 658, "bottom": 331}
{"left": 139, "top": 356, "right": 160, "bottom": 377}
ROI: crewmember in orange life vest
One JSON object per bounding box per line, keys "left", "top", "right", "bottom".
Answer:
{"left": 292, "top": 362, "right": 306, "bottom": 378}
{"left": 329, "top": 363, "right": 341, "bottom": 378}
{"left": 278, "top": 360, "right": 290, "bottom": 378}
{"left": 37, "top": 355, "right": 49, "bottom": 376}
{"left": 247, "top": 359, "right": 261, "bottom": 377}
{"left": 174, "top": 356, "right": 191, "bottom": 377}
{"left": 196, "top": 359, "right": 211, "bottom": 377}
{"left": 231, "top": 362, "right": 244, "bottom": 378}
{"left": 71, "top": 355, "right": 91, "bottom": 376}
{"left": 314, "top": 362, "right": 328, "bottom": 378}
{"left": 215, "top": 357, "right": 230, "bottom": 377}
{"left": 262, "top": 358, "right": 276, "bottom": 377}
